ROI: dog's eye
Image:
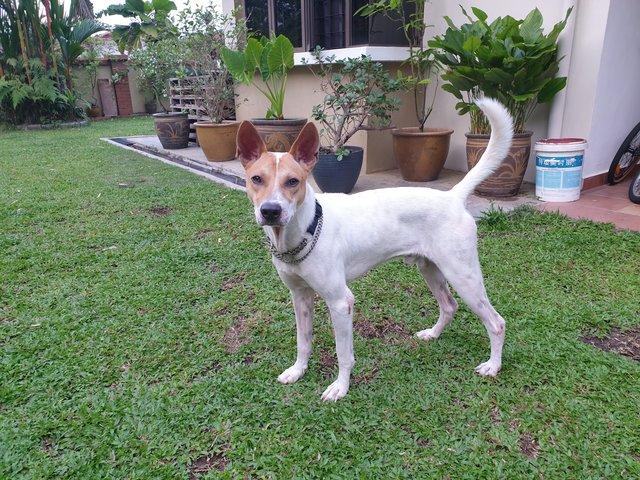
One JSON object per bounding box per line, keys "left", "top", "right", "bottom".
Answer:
{"left": 285, "top": 178, "right": 300, "bottom": 188}
{"left": 251, "top": 175, "right": 263, "bottom": 185}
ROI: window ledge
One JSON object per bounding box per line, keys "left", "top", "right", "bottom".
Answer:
{"left": 294, "top": 46, "right": 410, "bottom": 65}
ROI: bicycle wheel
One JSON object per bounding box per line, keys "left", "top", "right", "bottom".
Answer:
{"left": 608, "top": 121, "right": 640, "bottom": 184}
{"left": 629, "top": 169, "right": 640, "bottom": 204}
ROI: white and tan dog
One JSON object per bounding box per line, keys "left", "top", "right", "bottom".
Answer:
{"left": 236, "top": 98, "right": 513, "bottom": 401}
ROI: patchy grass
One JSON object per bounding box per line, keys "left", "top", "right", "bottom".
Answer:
{"left": 1, "top": 117, "right": 639, "bottom": 478}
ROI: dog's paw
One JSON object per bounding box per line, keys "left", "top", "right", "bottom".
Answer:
{"left": 415, "top": 328, "right": 439, "bottom": 341}
{"left": 475, "top": 360, "right": 501, "bottom": 377}
{"left": 278, "top": 365, "right": 307, "bottom": 384}
{"left": 321, "top": 379, "right": 349, "bottom": 402}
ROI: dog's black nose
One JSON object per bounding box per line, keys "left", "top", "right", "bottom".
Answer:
{"left": 260, "top": 203, "right": 282, "bottom": 224}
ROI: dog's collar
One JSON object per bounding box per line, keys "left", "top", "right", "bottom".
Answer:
{"left": 267, "top": 200, "right": 323, "bottom": 264}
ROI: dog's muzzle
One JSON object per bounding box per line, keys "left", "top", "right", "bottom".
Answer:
{"left": 260, "top": 202, "right": 283, "bottom": 225}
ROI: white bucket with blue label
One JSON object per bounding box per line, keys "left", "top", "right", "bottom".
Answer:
{"left": 535, "top": 138, "right": 587, "bottom": 202}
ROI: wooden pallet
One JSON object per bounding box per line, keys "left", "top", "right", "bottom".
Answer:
{"left": 168, "top": 76, "right": 236, "bottom": 144}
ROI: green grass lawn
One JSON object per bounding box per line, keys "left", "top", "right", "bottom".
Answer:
{"left": 1, "top": 117, "right": 639, "bottom": 479}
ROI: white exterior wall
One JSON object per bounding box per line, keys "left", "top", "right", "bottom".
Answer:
{"left": 224, "top": 0, "right": 638, "bottom": 184}
{"left": 583, "top": 0, "right": 640, "bottom": 178}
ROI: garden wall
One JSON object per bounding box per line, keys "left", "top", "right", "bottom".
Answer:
{"left": 73, "top": 58, "right": 160, "bottom": 117}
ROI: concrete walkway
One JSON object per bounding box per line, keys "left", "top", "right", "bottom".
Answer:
{"left": 108, "top": 135, "right": 540, "bottom": 219}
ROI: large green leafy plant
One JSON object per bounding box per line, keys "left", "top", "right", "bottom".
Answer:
{"left": 305, "top": 47, "right": 401, "bottom": 156}
{"left": 428, "top": 6, "right": 572, "bottom": 134}
{"left": 221, "top": 34, "right": 294, "bottom": 120}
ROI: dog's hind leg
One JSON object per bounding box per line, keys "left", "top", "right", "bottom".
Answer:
{"left": 278, "top": 286, "right": 315, "bottom": 385}
{"left": 415, "top": 259, "right": 458, "bottom": 341}
{"left": 437, "top": 258, "right": 505, "bottom": 377}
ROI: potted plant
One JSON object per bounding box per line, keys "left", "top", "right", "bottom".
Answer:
{"left": 221, "top": 34, "right": 305, "bottom": 152}
{"left": 184, "top": 6, "right": 247, "bottom": 161}
{"left": 129, "top": 37, "right": 190, "bottom": 149}
{"left": 429, "top": 6, "right": 572, "bottom": 196}
{"left": 305, "top": 48, "right": 401, "bottom": 193}
{"left": 357, "top": 0, "right": 453, "bottom": 182}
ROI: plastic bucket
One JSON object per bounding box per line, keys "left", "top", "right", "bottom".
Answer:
{"left": 535, "top": 138, "right": 587, "bottom": 202}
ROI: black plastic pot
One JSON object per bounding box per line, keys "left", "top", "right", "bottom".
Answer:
{"left": 312, "top": 146, "right": 363, "bottom": 194}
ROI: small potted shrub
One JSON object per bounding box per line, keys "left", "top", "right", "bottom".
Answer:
{"left": 221, "top": 34, "right": 305, "bottom": 152}
{"left": 305, "top": 48, "right": 401, "bottom": 193}
{"left": 358, "top": 0, "right": 453, "bottom": 181}
{"left": 130, "top": 37, "right": 190, "bottom": 149}
{"left": 185, "top": 6, "right": 247, "bottom": 161}
{"left": 429, "top": 6, "right": 572, "bottom": 196}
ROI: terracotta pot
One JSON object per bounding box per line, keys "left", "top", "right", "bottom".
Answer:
{"left": 195, "top": 121, "right": 240, "bottom": 162}
{"left": 312, "top": 147, "right": 363, "bottom": 194}
{"left": 466, "top": 131, "right": 533, "bottom": 197}
{"left": 153, "top": 112, "right": 190, "bottom": 149}
{"left": 86, "top": 105, "right": 101, "bottom": 117}
{"left": 251, "top": 118, "right": 307, "bottom": 152}
{"left": 392, "top": 127, "right": 454, "bottom": 181}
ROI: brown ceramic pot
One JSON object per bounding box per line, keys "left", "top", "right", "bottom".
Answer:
{"left": 153, "top": 112, "right": 190, "bottom": 149}
{"left": 195, "top": 121, "right": 240, "bottom": 162}
{"left": 392, "top": 127, "right": 454, "bottom": 181}
{"left": 466, "top": 131, "right": 533, "bottom": 197}
{"left": 250, "top": 118, "right": 307, "bottom": 152}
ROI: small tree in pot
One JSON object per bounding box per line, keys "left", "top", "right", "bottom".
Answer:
{"left": 221, "top": 34, "right": 305, "bottom": 152}
{"left": 181, "top": 4, "right": 247, "bottom": 161}
{"left": 358, "top": 0, "right": 453, "bottom": 182}
{"left": 429, "top": 6, "right": 572, "bottom": 196}
{"left": 305, "top": 48, "right": 401, "bottom": 193}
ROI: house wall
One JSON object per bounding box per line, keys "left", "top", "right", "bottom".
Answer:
{"left": 73, "top": 60, "right": 156, "bottom": 116}
{"left": 583, "top": 0, "right": 640, "bottom": 179}
{"left": 227, "top": 0, "right": 636, "bottom": 186}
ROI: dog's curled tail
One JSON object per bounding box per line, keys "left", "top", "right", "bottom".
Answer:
{"left": 450, "top": 98, "right": 514, "bottom": 201}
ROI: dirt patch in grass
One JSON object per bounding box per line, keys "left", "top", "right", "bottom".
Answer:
{"left": 354, "top": 315, "right": 412, "bottom": 343}
{"left": 354, "top": 366, "right": 378, "bottom": 385}
{"left": 221, "top": 274, "right": 246, "bottom": 291}
{"left": 319, "top": 349, "right": 336, "bottom": 378}
{"left": 187, "top": 452, "right": 228, "bottom": 478}
{"left": 519, "top": 431, "right": 540, "bottom": 458}
{"left": 224, "top": 316, "right": 250, "bottom": 353}
{"left": 189, "top": 363, "right": 222, "bottom": 384}
{"left": 149, "top": 206, "right": 172, "bottom": 216}
{"left": 196, "top": 229, "right": 214, "bottom": 239}
{"left": 581, "top": 326, "right": 640, "bottom": 361}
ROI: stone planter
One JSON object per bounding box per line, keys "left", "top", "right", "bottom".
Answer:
{"left": 153, "top": 112, "right": 190, "bottom": 149}
{"left": 392, "top": 127, "right": 454, "bottom": 181}
{"left": 465, "top": 131, "right": 533, "bottom": 197}
{"left": 251, "top": 118, "right": 307, "bottom": 152}
{"left": 195, "top": 121, "right": 240, "bottom": 162}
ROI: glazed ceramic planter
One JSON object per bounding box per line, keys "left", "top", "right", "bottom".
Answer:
{"left": 392, "top": 127, "right": 454, "bottom": 181}
{"left": 153, "top": 112, "right": 190, "bottom": 149}
{"left": 251, "top": 118, "right": 307, "bottom": 152}
{"left": 466, "top": 131, "right": 533, "bottom": 197}
{"left": 195, "top": 121, "right": 240, "bottom": 162}
{"left": 312, "top": 146, "right": 364, "bottom": 194}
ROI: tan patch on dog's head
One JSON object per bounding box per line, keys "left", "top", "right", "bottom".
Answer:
{"left": 244, "top": 152, "right": 309, "bottom": 207}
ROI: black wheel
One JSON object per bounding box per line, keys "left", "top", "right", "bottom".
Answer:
{"left": 629, "top": 169, "right": 640, "bottom": 204}
{"left": 608, "top": 121, "right": 640, "bottom": 184}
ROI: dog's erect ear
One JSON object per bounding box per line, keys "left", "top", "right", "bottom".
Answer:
{"left": 236, "top": 121, "right": 267, "bottom": 168}
{"left": 289, "top": 122, "right": 319, "bottom": 171}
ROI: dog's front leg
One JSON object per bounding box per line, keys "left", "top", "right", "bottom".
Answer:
{"left": 321, "top": 288, "right": 355, "bottom": 402}
{"left": 278, "top": 287, "right": 315, "bottom": 385}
